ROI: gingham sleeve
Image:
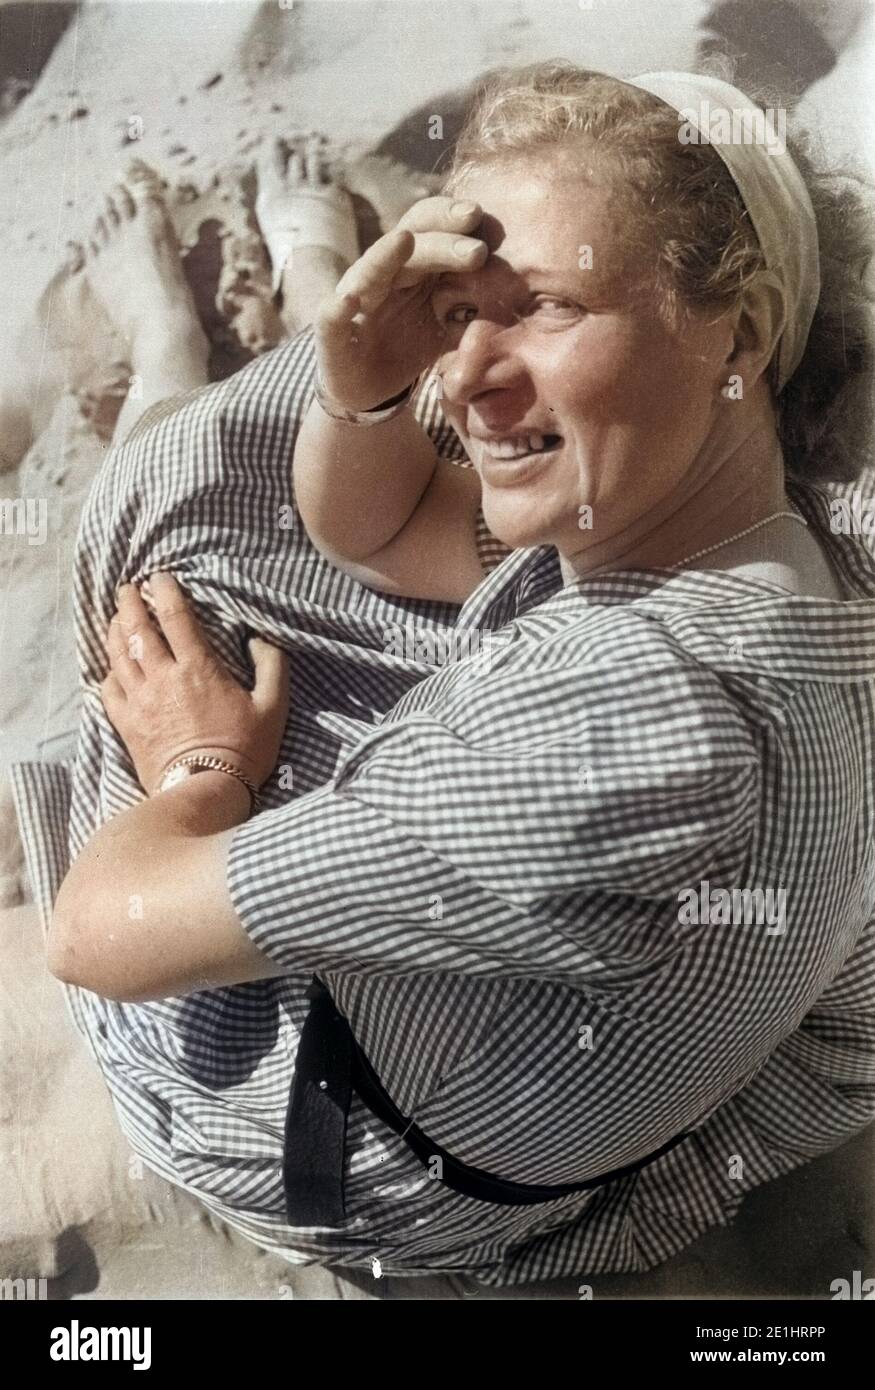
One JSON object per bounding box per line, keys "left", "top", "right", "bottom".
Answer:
{"left": 415, "top": 372, "right": 512, "bottom": 573}
{"left": 474, "top": 503, "right": 512, "bottom": 573}
{"left": 413, "top": 370, "right": 466, "bottom": 461}
{"left": 227, "top": 635, "right": 759, "bottom": 978}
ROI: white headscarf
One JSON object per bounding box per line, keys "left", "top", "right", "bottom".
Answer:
{"left": 628, "top": 72, "right": 820, "bottom": 391}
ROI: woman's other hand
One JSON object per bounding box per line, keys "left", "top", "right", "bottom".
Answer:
{"left": 100, "top": 573, "right": 290, "bottom": 795}
{"left": 314, "top": 195, "right": 488, "bottom": 411}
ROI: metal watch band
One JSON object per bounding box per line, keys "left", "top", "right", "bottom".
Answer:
{"left": 158, "top": 755, "right": 261, "bottom": 813}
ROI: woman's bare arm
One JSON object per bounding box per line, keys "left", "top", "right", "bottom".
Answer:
{"left": 293, "top": 198, "right": 490, "bottom": 604}
{"left": 48, "top": 573, "right": 290, "bottom": 1001}
{"left": 49, "top": 772, "right": 278, "bottom": 1003}
{"left": 293, "top": 396, "right": 484, "bottom": 603}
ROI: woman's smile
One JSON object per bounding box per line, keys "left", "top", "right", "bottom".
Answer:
{"left": 470, "top": 429, "right": 564, "bottom": 485}
{"left": 434, "top": 161, "right": 739, "bottom": 561}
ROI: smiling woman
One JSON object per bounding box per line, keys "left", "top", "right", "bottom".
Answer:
{"left": 294, "top": 63, "right": 871, "bottom": 601}
{"left": 26, "top": 60, "right": 875, "bottom": 1287}
{"left": 299, "top": 77, "right": 868, "bottom": 603}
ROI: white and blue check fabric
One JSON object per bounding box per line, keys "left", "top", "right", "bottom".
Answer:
{"left": 11, "top": 329, "right": 875, "bottom": 1285}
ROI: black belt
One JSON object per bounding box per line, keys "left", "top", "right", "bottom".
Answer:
{"left": 283, "top": 975, "right": 690, "bottom": 1227}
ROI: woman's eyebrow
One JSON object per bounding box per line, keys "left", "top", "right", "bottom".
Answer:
{"left": 433, "top": 264, "right": 587, "bottom": 292}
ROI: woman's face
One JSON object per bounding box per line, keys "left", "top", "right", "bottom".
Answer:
{"left": 432, "top": 157, "right": 736, "bottom": 561}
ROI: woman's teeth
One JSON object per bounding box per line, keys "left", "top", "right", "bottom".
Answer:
{"left": 481, "top": 434, "right": 561, "bottom": 459}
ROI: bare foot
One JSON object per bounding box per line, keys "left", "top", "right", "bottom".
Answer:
{"left": 255, "top": 134, "right": 360, "bottom": 332}
{"left": 0, "top": 237, "right": 123, "bottom": 472}
{"left": 1, "top": 163, "right": 213, "bottom": 471}
{"left": 84, "top": 160, "right": 208, "bottom": 371}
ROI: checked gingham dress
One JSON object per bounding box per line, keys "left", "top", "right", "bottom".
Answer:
{"left": 11, "top": 329, "right": 875, "bottom": 1285}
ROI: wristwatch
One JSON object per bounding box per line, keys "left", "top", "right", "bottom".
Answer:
{"left": 159, "top": 762, "right": 199, "bottom": 791}
{"left": 157, "top": 755, "right": 260, "bottom": 813}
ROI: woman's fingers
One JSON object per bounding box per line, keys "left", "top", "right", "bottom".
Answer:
{"left": 147, "top": 572, "right": 215, "bottom": 664}
{"left": 333, "top": 227, "right": 486, "bottom": 312}
{"left": 100, "top": 672, "right": 126, "bottom": 720}
{"left": 107, "top": 617, "right": 142, "bottom": 693}
{"left": 249, "top": 638, "right": 290, "bottom": 714}
{"left": 396, "top": 195, "right": 483, "bottom": 235}
{"left": 333, "top": 228, "right": 415, "bottom": 313}
{"left": 115, "top": 584, "right": 171, "bottom": 670}
{"left": 393, "top": 230, "right": 488, "bottom": 284}
{"left": 316, "top": 286, "right": 361, "bottom": 343}
{"left": 107, "top": 615, "right": 131, "bottom": 665}
{"left": 393, "top": 197, "right": 487, "bottom": 284}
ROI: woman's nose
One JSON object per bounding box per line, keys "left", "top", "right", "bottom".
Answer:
{"left": 439, "top": 320, "right": 523, "bottom": 406}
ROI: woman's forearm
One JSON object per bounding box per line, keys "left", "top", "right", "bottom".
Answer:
{"left": 293, "top": 396, "right": 440, "bottom": 564}
{"left": 279, "top": 246, "right": 348, "bottom": 336}
{"left": 48, "top": 772, "right": 255, "bottom": 998}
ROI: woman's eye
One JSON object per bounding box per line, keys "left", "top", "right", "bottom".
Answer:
{"left": 436, "top": 297, "right": 582, "bottom": 325}
{"left": 530, "top": 297, "right": 580, "bottom": 317}
{"left": 442, "top": 304, "right": 478, "bottom": 324}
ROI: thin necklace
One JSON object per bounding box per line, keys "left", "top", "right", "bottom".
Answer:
{"left": 671, "top": 510, "right": 808, "bottom": 571}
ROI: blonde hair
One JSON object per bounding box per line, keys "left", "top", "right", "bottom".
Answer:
{"left": 443, "top": 61, "right": 874, "bottom": 483}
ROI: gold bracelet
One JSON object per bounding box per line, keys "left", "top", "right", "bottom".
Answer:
{"left": 157, "top": 755, "right": 261, "bottom": 813}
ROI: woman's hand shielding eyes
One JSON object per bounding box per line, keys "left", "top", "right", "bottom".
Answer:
{"left": 314, "top": 194, "right": 488, "bottom": 413}
{"left": 101, "top": 572, "right": 290, "bottom": 795}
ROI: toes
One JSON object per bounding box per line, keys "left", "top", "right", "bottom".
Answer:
{"left": 270, "top": 136, "right": 288, "bottom": 182}
{"left": 83, "top": 172, "right": 155, "bottom": 261}
{"left": 124, "top": 159, "right": 164, "bottom": 205}
{"left": 125, "top": 156, "right": 158, "bottom": 180}
{"left": 112, "top": 182, "right": 136, "bottom": 219}
{"left": 130, "top": 178, "right": 161, "bottom": 208}
{"left": 257, "top": 134, "right": 333, "bottom": 200}
{"left": 287, "top": 147, "right": 305, "bottom": 186}
{"left": 63, "top": 239, "right": 85, "bottom": 274}
{"left": 255, "top": 137, "right": 288, "bottom": 197}
{"left": 303, "top": 133, "right": 327, "bottom": 189}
